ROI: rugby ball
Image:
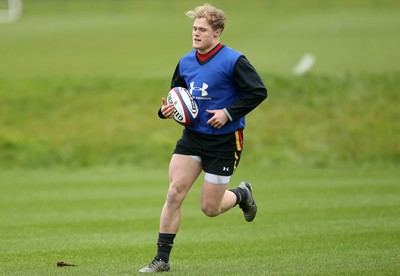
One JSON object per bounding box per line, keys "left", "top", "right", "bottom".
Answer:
{"left": 167, "top": 87, "right": 198, "bottom": 126}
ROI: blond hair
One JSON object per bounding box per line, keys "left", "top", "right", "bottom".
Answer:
{"left": 185, "top": 3, "right": 226, "bottom": 32}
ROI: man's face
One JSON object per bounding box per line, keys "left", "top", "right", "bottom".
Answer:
{"left": 192, "top": 17, "right": 221, "bottom": 54}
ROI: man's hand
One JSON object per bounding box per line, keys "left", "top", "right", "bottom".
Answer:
{"left": 206, "top": 109, "right": 228, "bottom": 129}
{"left": 161, "top": 98, "right": 175, "bottom": 119}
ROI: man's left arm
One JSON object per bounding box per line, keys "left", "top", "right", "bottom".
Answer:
{"left": 223, "top": 56, "right": 267, "bottom": 121}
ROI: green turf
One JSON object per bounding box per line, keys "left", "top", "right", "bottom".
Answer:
{"left": 0, "top": 73, "right": 399, "bottom": 169}
{"left": 0, "top": 167, "right": 399, "bottom": 275}
{"left": 1, "top": 0, "right": 400, "bottom": 77}
{"left": 1, "top": 1, "right": 399, "bottom": 169}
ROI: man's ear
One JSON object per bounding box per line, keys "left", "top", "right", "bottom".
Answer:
{"left": 214, "top": 28, "right": 222, "bottom": 37}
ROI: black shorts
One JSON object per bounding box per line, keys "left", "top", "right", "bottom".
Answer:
{"left": 173, "top": 128, "right": 244, "bottom": 176}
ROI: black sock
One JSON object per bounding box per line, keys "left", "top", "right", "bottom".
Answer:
{"left": 230, "top": 187, "right": 247, "bottom": 206}
{"left": 157, "top": 233, "right": 176, "bottom": 263}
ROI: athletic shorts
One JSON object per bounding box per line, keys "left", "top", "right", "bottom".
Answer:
{"left": 173, "top": 128, "right": 244, "bottom": 176}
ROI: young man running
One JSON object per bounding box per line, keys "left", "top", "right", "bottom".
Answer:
{"left": 139, "top": 4, "right": 267, "bottom": 273}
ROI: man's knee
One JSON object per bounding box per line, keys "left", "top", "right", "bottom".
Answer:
{"left": 201, "top": 203, "right": 220, "bottom": 217}
{"left": 166, "top": 184, "right": 184, "bottom": 204}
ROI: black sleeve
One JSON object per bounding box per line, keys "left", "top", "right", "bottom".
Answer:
{"left": 158, "top": 108, "right": 166, "bottom": 119}
{"left": 170, "top": 63, "right": 187, "bottom": 89}
{"left": 225, "top": 56, "right": 267, "bottom": 121}
{"left": 158, "top": 63, "right": 188, "bottom": 119}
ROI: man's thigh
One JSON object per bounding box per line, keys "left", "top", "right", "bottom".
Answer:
{"left": 168, "top": 154, "right": 202, "bottom": 192}
{"left": 200, "top": 181, "right": 228, "bottom": 206}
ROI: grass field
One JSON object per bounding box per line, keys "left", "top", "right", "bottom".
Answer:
{"left": 1, "top": 167, "right": 399, "bottom": 275}
{"left": 1, "top": 0, "right": 399, "bottom": 169}
{"left": 1, "top": 0, "right": 400, "bottom": 77}
{"left": 0, "top": 0, "right": 399, "bottom": 275}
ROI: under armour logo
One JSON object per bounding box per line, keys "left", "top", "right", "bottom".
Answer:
{"left": 190, "top": 82, "right": 208, "bottom": 96}
{"left": 223, "top": 167, "right": 230, "bottom": 171}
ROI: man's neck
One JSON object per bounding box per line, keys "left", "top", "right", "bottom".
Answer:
{"left": 196, "top": 43, "right": 223, "bottom": 62}
{"left": 197, "top": 42, "right": 220, "bottom": 55}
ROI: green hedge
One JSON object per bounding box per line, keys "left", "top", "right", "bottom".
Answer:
{"left": 0, "top": 73, "right": 398, "bottom": 169}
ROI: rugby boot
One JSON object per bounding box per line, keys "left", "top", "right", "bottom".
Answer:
{"left": 238, "top": 181, "right": 257, "bottom": 222}
{"left": 139, "top": 257, "right": 170, "bottom": 273}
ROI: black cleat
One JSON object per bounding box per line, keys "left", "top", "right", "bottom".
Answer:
{"left": 139, "top": 257, "right": 170, "bottom": 273}
{"left": 238, "top": 182, "right": 257, "bottom": 222}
